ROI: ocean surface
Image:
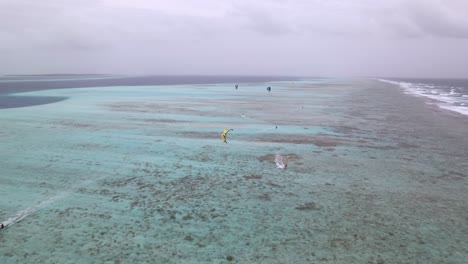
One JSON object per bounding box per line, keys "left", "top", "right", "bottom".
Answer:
{"left": 0, "top": 75, "right": 297, "bottom": 109}
{"left": 0, "top": 76, "right": 467, "bottom": 263}
{"left": 378, "top": 78, "right": 468, "bottom": 116}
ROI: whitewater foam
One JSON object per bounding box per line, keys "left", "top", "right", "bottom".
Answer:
{"left": 1, "top": 193, "right": 66, "bottom": 228}
{"left": 1, "top": 180, "right": 93, "bottom": 229}
{"left": 378, "top": 78, "right": 468, "bottom": 116}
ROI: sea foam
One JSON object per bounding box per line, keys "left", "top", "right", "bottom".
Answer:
{"left": 378, "top": 79, "right": 468, "bottom": 116}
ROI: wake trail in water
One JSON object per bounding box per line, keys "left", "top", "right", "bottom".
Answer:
{"left": 240, "top": 113, "right": 254, "bottom": 120}
{"left": 2, "top": 193, "right": 66, "bottom": 228}
{"left": 1, "top": 180, "right": 92, "bottom": 229}
{"left": 241, "top": 114, "right": 278, "bottom": 133}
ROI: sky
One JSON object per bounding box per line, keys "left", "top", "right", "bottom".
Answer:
{"left": 1, "top": 0, "right": 468, "bottom": 78}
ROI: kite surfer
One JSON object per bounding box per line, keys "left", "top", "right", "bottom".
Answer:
{"left": 267, "top": 87, "right": 271, "bottom": 92}
{"left": 221, "top": 128, "right": 233, "bottom": 143}
{"left": 275, "top": 154, "right": 288, "bottom": 169}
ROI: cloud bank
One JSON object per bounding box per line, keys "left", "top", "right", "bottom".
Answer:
{"left": 1, "top": 0, "right": 467, "bottom": 77}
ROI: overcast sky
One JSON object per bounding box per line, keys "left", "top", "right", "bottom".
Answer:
{"left": 1, "top": 0, "right": 468, "bottom": 78}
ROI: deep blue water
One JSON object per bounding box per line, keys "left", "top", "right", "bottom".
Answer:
{"left": 0, "top": 75, "right": 298, "bottom": 94}
{"left": 0, "top": 95, "right": 67, "bottom": 109}
{"left": 0, "top": 75, "right": 299, "bottom": 109}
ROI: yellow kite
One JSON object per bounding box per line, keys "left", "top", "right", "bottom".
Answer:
{"left": 221, "top": 128, "right": 233, "bottom": 143}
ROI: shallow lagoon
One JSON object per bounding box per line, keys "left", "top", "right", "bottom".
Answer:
{"left": 1, "top": 79, "right": 467, "bottom": 263}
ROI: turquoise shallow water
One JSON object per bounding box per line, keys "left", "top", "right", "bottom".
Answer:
{"left": 1, "top": 79, "right": 467, "bottom": 263}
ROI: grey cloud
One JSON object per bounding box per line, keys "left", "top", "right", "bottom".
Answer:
{"left": 369, "top": 1, "right": 468, "bottom": 39}
{"left": 232, "top": 5, "right": 294, "bottom": 36}
{"left": 373, "top": 9, "right": 424, "bottom": 38}
{"left": 0, "top": 1, "right": 109, "bottom": 51}
{"left": 0, "top": 0, "right": 467, "bottom": 78}
{"left": 407, "top": 1, "right": 468, "bottom": 38}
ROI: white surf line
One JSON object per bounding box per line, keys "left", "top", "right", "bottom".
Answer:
{"left": 1, "top": 180, "right": 93, "bottom": 229}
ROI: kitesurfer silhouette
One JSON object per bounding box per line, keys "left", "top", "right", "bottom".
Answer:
{"left": 221, "top": 128, "right": 233, "bottom": 143}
